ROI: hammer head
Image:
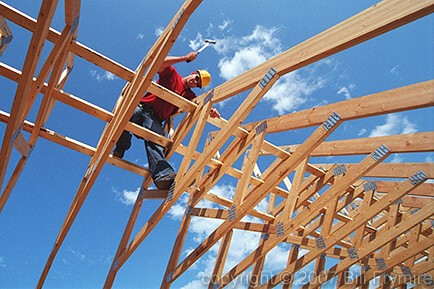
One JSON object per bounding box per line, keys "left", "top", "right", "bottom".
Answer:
{"left": 204, "top": 39, "right": 217, "bottom": 44}
{"left": 196, "top": 39, "right": 217, "bottom": 54}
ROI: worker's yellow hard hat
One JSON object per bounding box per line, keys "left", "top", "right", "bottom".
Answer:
{"left": 197, "top": 70, "right": 211, "bottom": 88}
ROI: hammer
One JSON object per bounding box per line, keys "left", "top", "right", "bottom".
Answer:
{"left": 187, "top": 39, "right": 217, "bottom": 62}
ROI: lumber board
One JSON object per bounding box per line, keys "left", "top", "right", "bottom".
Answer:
{"left": 0, "top": 0, "right": 433, "bottom": 287}
{"left": 104, "top": 2, "right": 204, "bottom": 286}
{"left": 0, "top": 63, "right": 287, "bottom": 223}
{"left": 306, "top": 206, "right": 434, "bottom": 289}
{"left": 284, "top": 132, "right": 434, "bottom": 156}
{"left": 0, "top": 110, "right": 147, "bottom": 175}
{"left": 37, "top": 1, "right": 201, "bottom": 287}
{"left": 0, "top": 0, "right": 58, "bottom": 192}
{"left": 207, "top": 0, "right": 434, "bottom": 103}
{"left": 28, "top": 24, "right": 75, "bottom": 143}
{"left": 257, "top": 176, "right": 431, "bottom": 289}
{"left": 316, "top": 162, "right": 434, "bottom": 179}
{"left": 162, "top": 68, "right": 283, "bottom": 286}
{"left": 376, "top": 181, "right": 434, "bottom": 197}
{"left": 219, "top": 148, "right": 391, "bottom": 287}
{"left": 170, "top": 113, "right": 343, "bottom": 284}
{"left": 340, "top": 234, "right": 434, "bottom": 288}
{"left": 0, "top": 62, "right": 172, "bottom": 147}
{"left": 244, "top": 80, "right": 434, "bottom": 132}
{"left": 0, "top": 1, "right": 134, "bottom": 81}
{"left": 0, "top": 15, "right": 12, "bottom": 56}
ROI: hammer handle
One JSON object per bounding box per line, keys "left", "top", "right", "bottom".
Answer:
{"left": 186, "top": 51, "right": 200, "bottom": 63}
{"left": 186, "top": 43, "right": 209, "bottom": 62}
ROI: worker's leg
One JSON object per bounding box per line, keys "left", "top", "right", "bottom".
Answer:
{"left": 141, "top": 109, "right": 176, "bottom": 189}
{"left": 145, "top": 139, "right": 175, "bottom": 181}
{"left": 112, "top": 106, "right": 143, "bottom": 158}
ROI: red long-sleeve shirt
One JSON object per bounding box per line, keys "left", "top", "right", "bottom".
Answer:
{"left": 141, "top": 66, "right": 196, "bottom": 120}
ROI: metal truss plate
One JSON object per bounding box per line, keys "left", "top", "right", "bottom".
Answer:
{"left": 255, "top": 121, "right": 268, "bottom": 135}
{"left": 171, "top": 8, "right": 184, "bottom": 31}
{"left": 315, "top": 236, "right": 326, "bottom": 249}
{"left": 204, "top": 89, "right": 214, "bottom": 104}
{"left": 375, "top": 257, "right": 387, "bottom": 270}
{"left": 363, "top": 181, "right": 377, "bottom": 192}
{"left": 347, "top": 247, "right": 359, "bottom": 260}
{"left": 370, "top": 145, "right": 390, "bottom": 161}
{"left": 408, "top": 170, "right": 427, "bottom": 185}
{"left": 185, "top": 205, "right": 193, "bottom": 216}
{"left": 333, "top": 165, "right": 346, "bottom": 176}
{"left": 322, "top": 112, "right": 341, "bottom": 131}
{"left": 166, "top": 182, "right": 175, "bottom": 202}
{"left": 228, "top": 205, "right": 236, "bottom": 221}
{"left": 400, "top": 266, "right": 412, "bottom": 278}
{"left": 275, "top": 222, "right": 285, "bottom": 237}
{"left": 258, "top": 67, "right": 277, "bottom": 89}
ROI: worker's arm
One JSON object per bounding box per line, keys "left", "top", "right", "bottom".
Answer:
{"left": 158, "top": 52, "right": 197, "bottom": 73}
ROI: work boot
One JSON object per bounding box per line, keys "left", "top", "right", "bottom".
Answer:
{"left": 155, "top": 173, "right": 176, "bottom": 190}
{"left": 112, "top": 149, "right": 124, "bottom": 159}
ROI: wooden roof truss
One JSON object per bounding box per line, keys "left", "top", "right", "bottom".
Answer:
{"left": 0, "top": 0, "right": 433, "bottom": 288}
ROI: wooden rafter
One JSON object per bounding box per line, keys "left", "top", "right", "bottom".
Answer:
{"left": 244, "top": 80, "right": 434, "bottom": 133}
{"left": 0, "top": 0, "right": 58, "bottom": 192}
{"left": 206, "top": 0, "right": 434, "bottom": 103}
{"left": 0, "top": 0, "right": 433, "bottom": 288}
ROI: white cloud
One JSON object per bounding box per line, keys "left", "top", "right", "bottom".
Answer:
{"left": 169, "top": 194, "right": 189, "bottom": 220}
{"left": 121, "top": 188, "right": 139, "bottom": 205}
{"left": 180, "top": 280, "right": 207, "bottom": 289}
{"left": 90, "top": 70, "right": 117, "bottom": 82}
{"left": 390, "top": 153, "right": 404, "bottom": 163}
{"left": 218, "top": 19, "right": 233, "bottom": 31}
{"left": 263, "top": 244, "right": 290, "bottom": 272}
{"left": 369, "top": 114, "right": 417, "bottom": 137}
{"left": 155, "top": 26, "right": 164, "bottom": 37}
{"left": 67, "top": 247, "right": 86, "bottom": 261}
{"left": 209, "top": 183, "right": 236, "bottom": 200}
{"left": 218, "top": 46, "right": 267, "bottom": 80}
{"left": 370, "top": 114, "right": 398, "bottom": 137}
{"left": 0, "top": 257, "right": 6, "bottom": 268}
{"left": 401, "top": 117, "right": 417, "bottom": 134}
{"left": 390, "top": 64, "right": 402, "bottom": 79}
{"left": 263, "top": 59, "right": 334, "bottom": 114}
{"left": 136, "top": 33, "right": 145, "bottom": 39}
{"left": 243, "top": 26, "right": 282, "bottom": 50}
{"left": 216, "top": 26, "right": 282, "bottom": 80}
{"left": 113, "top": 187, "right": 139, "bottom": 206}
{"left": 263, "top": 73, "right": 311, "bottom": 114}
{"left": 189, "top": 33, "right": 204, "bottom": 51}
{"left": 210, "top": 25, "right": 337, "bottom": 114}
{"left": 337, "top": 83, "right": 356, "bottom": 99}
{"left": 190, "top": 217, "right": 223, "bottom": 243}
{"left": 358, "top": 128, "right": 367, "bottom": 136}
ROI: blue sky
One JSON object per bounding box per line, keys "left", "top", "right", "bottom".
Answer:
{"left": 0, "top": 1, "right": 433, "bottom": 288}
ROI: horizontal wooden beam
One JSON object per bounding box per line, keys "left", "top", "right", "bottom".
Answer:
{"left": 0, "top": 1, "right": 134, "bottom": 81}
{"left": 244, "top": 80, "right": 434, "bottom": 132}
{"left": 0, "top": 62, "right": 172, "bottom": 148}
{"left": 284, "top": 132, "right": 434, "bottom": 156}
{"left": 0, "top": 110, "right": 150, "bottom": 185}
{"left": 315, "top": 162, "right": 434, "bottom": 179}
{"left": 207, "top": 0, "right": 434, "bottom": 103}
{"left": 376, "top": 181, "right": 434, "bottom": 197}
{"left": 0, "top": 0, "right": 58, "bottom": 194}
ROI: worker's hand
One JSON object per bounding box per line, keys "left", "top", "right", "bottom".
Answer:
{"left": 209, "top": 107, "right": 221, "bottom": 119}
{"left": 185, "top": 51, "right": 198, "bottom": 62}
